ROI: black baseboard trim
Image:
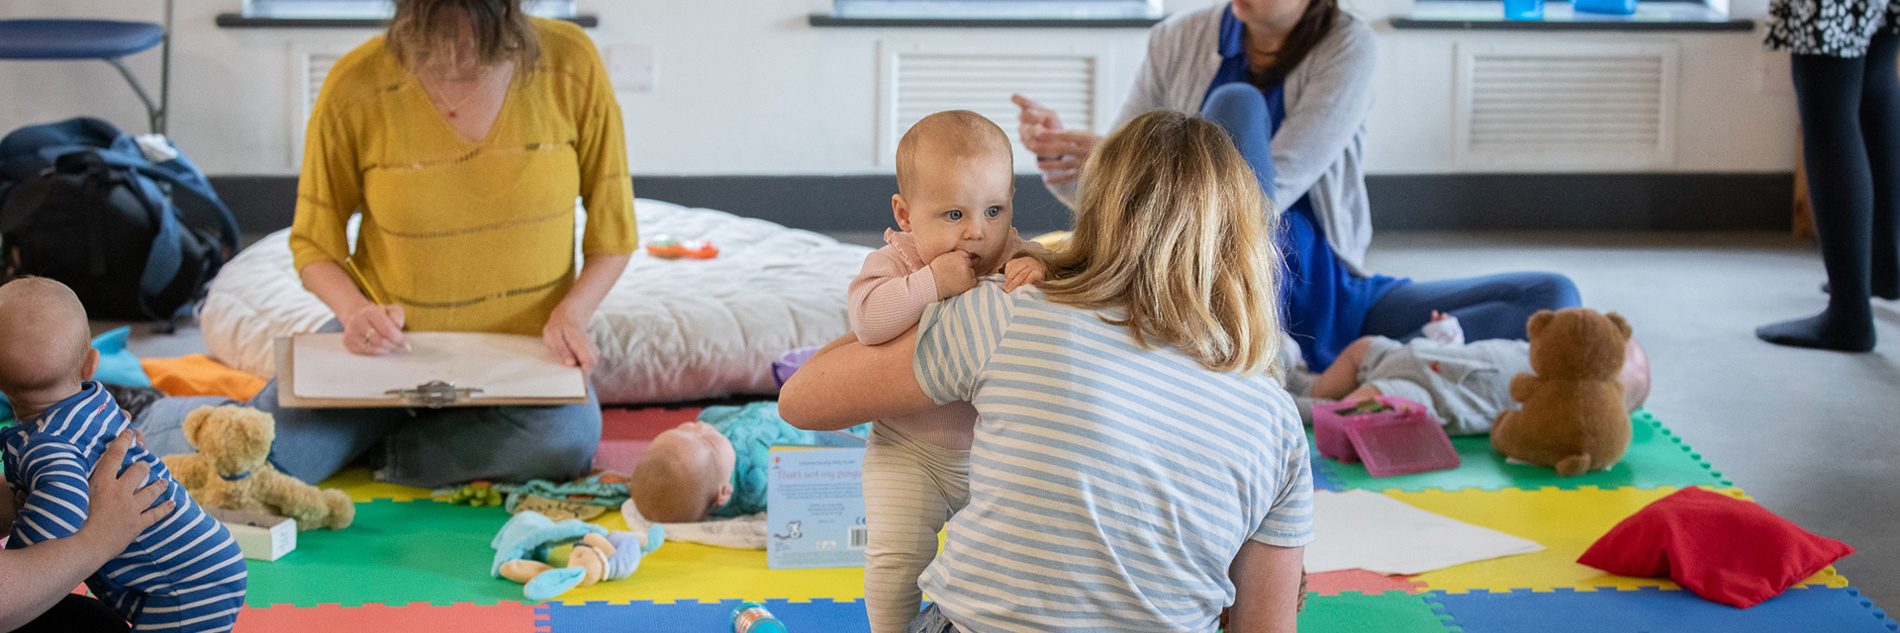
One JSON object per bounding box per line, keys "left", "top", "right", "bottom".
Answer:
{"left": 1366, "top": 173, "right": 1794, "bottom": 232}
{"left": 209, "top": 175, "right": 298, "bottom": 241}
{"left": 206, "top": 172, "right": 1795, "bottom": 239}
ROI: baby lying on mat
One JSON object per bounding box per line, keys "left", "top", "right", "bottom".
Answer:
{"left": 625, "top": 402, "right": 866, "bottom": 523}
{"left": 0, "top": 278, "right": 246, "bottom": 633}
{"left": 1288, "top": 313, "right": 1652, "bottom": 435}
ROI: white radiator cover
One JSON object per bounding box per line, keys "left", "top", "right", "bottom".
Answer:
{"left": 878, "top": 40, "right": 1114, "bottom": 170}
{"left": 1454, "top": 43, "right": 1679, "bottom": 171}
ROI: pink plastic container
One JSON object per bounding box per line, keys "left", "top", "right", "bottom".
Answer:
{"left": 1311, "top": 396, "right": 1461, "bottom": 476}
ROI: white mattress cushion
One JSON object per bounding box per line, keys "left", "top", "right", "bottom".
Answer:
{"left": 199, "top": 199, "right": 873, "bottom": 405}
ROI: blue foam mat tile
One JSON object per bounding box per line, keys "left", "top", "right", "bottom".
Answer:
{"left": 1309, "top": 451, "right": 1347, "bottom": 492}
{"left": 536, "top": 598, "right": 870, "bottom": 633}
{"left": 1433, "top": 586, "right": 1898, "bottom": 633}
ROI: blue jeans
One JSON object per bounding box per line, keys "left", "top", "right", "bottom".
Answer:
{"left": 133, "top": 322, "right": 602, "bottom": 488}
{"left": 906, "top": 604, "right": 960, "bottom": 633}
{"left": 1361, "top": 273, "right": 1583, "bottom": 342}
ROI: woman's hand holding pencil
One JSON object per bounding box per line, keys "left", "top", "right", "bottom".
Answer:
{"left": 344, "top": 302, "right": 409, "bottom": 356}
{"left": 341, "top": 258, "right": 410, "bottom": 356}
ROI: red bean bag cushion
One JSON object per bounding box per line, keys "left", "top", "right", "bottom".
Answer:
{"left": 1578, "top": 487, "right": 1855, "bottom": 608}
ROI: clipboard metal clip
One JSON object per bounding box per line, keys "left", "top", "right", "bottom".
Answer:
{"left": 385, "top": 380, "right": 483, "bottom": 408}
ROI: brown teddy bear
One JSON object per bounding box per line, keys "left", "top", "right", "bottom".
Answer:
{"left": 1491, "top": 308, "right": 1634, "bottom": 477}
{"left": 161, "top": 405, "right": 355, "bottom": 531}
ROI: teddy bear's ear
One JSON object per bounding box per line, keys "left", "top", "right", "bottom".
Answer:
{"left": 235, "top": 410, "right": 275, "bottom": 451}
{"left": 181, "top": 406, "right": 214, "bottom": 449}
{"left": 1525, "top": 310, "right": 1557, "bottom": 338}
{"left": 1606, "top": 312, "right": 1633, "bottom": 341}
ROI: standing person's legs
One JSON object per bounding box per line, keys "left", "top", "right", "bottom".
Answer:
{"left": 1201, "top": 83, "right": 1276, "bottom": 190}
{"left": 378, "top": 386, "right": 602, "bottom": 488}
{"left": 1360, "top": 272, "right": 1581, "bottom": 342}
{"left": 1860, "top": 31, "right": 1900, "bottom": 300}
{"left": 1760, "top": 51, "right": 1878, "bottom": 350}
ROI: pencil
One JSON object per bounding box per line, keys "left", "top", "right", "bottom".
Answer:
{"left": 343, "top": 258, "right": 410, "bottom": 351}
{"left": 343, "top": 258, "right": 387, "bottom": 305}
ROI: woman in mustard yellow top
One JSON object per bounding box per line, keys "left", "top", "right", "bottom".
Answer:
{"left": 138, "top": 0, "right": 633, "bottom": 488}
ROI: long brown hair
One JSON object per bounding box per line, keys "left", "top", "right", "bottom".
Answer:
{"left": 1037, "top": 111, "right": 1282, "bottom": 376}
{"left": 1251, "top": 0, "right": 1339, "bottom": 89}
{"left": 386, "top": 0, "right": 540, "bottom": 78}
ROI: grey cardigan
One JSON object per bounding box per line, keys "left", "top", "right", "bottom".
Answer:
{"left": 1048, "top": 5, "right": 1378, "bottom": 273}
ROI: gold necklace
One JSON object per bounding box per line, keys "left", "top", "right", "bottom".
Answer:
{"left": 423, "top": 66, "right": 504, "bottom": 119}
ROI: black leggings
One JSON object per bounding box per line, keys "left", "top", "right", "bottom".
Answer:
{"left": 1761, "top": 32, "right": 1900, "bottom": 350}
{"left": 1793, "top": 32, "right": 1900, "bottom": 307}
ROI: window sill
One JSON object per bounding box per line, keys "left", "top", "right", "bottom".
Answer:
{"left": 1390, "top": 1, "right": 1751, "bottom": 31}
{"left": 213, "top": 12, "right": 598, "bottom": 28}
{"left": 808, "top": 13, "right": 1161, "bottom": 27}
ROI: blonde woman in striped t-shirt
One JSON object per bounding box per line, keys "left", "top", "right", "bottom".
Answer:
{"left": 784, "top": 111, "right": 1311, "bottom": 633}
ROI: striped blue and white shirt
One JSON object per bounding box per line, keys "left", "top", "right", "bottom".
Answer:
{"left": 3, "top": 383, "right": 247, "bottom": 632}
{"left": 915, "top": 281, "right": 1313, "bottom": 633}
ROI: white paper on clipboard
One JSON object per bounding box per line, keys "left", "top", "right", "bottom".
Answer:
{"left": 291, "top": 332, "right": 586, "bottom": 401}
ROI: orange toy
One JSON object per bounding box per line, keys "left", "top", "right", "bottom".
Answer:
{"left": 645, "top": 237, "right": 718, "bottom": 259}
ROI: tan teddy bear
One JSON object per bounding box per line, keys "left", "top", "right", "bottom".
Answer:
{"left": 1490, "top": 308, "right": 1635, "bottom": 477}
{"left": 161, "top": 405, "right": 355, "bottom": 531}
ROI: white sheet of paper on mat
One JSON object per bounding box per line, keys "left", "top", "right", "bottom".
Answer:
{"left": 1304, "top": 489, "right": 1545, "bottom": 575}
{"left": 291, "top": 332, "right": 585, "bottom": 400}
{"left": 620, "top": 499, "right": 767, "bottom": 550}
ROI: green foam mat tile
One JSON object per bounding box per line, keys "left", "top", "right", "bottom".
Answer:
{"left": 244, "top": 499, "right": 524, "bottom": 608}
{"left": 1312, "top": 410, "right": 1729, "bottom": 493}
{"left": 1298, "top": 591, "right": 1458, "bottom": 633}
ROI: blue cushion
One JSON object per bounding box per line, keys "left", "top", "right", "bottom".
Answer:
{"left": 90, "top": 327, "right": 151, "bottom": 388}
{"left": 0, "top": 20, "right": 164, "bottom": 60}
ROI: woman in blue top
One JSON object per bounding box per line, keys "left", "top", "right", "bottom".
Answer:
{"left": 1015, "top": 0, "right": 1581, "bottom": 372}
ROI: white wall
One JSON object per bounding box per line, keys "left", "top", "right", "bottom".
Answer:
{"left": 0, "top": 0, "right": 1795, "bottom": 177}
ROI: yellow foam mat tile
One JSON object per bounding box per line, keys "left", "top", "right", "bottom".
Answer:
{"left": 1387, "top": 486, "right": 1847, "bottom": 594}
{"left": 540, "top": 511, "right": 865, "bottom": 604}
{"left": 320, "top": 467, "right": 437, "bottom": 503}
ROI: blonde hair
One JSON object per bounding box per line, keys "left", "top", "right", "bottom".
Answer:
{"left": 1036, "top": 111, "right": 1282, "bottom": 376}
{"left": 895, "top": 110, "right": 1013, "bottom": 196}
{"left": 386, "top": 0, "right": 540, "bottom": 80}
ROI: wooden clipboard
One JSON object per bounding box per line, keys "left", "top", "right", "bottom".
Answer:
{"left": 274, "top": 336, "right": 589, "bottom": 409}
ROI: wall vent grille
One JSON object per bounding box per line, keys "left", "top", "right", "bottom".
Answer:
{"left": 1455, "top": 44, "right": 1678, "bottom": 170}
{"left": 880, "top": 43, "right": 1109, "bottom": 168}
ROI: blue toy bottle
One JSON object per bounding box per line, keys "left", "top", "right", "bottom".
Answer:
{"left": 732, "top": 602, "right": 786, "bottom": 633}
{"left": 1502, "top": 0, "right": 1544, "bottom": 20}
{"left": 1573, "top": 0, "right": 1638, "bottom": 15}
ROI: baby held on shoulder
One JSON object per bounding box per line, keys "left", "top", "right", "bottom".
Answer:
{"left": 0, "top": 277, "right": 246, "bottom": 633}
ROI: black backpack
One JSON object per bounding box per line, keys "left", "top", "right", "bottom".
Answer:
{"left": 0, "top": 118, "right": 240, "bottom": 324}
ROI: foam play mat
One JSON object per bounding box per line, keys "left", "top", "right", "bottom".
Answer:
{"left": 219, "top": 408, "right": 1893, "bottom": 632}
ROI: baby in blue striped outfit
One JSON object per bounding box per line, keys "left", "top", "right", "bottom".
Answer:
{"left": 0, "top": 278, "right": 247, "bottom": 632}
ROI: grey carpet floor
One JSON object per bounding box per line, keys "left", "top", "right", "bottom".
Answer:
{"left": 102, "top": 230, "right": 1899, "bottom": 605}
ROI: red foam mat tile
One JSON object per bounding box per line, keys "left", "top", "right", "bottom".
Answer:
{"left": 236, "top": 602, "right": 540, "bottom": 633}
{"left": 600, "top": 407, "right": 702, "bottom": 441}
{"left": 1308, "top": 569, "right": 1429, "bottom": 596}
